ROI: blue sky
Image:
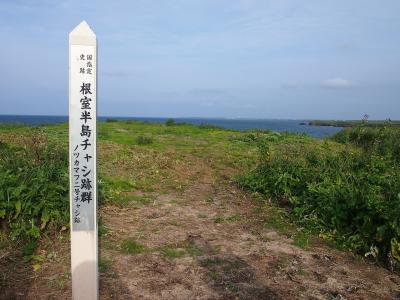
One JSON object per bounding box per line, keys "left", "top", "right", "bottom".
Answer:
{"left": 0, "top": 0, "right": 399, "bottom": 119}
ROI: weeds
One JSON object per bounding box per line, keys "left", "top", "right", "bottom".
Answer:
{"left": 99, "top": 176, "right": 136, "bottom": 205}
{"left": 161, "top": 246, "right": 185, "bottom": 258}
{"left": 120, "top": 239, "right": 146, "bottom": 254}
{"left": 214, "top": 216, "right": 225, "bottom": 224}
{"left": 185, "top": 242, "right": 204, "bottom": 257}
{"left": 165, "top": 118, "right": 176, "bottom": 126}
{"left": 237, "top": 126, "right": 400, "bottom": 266}
{"left": 136, "top": 135, "right": 153, "bottom": 145}
{"left": 0, "top": 132, "right": 68, "bottom": 241}
{"left": 105, "top": 118, "right": 118, "bottom": 123}
{"left": 99, "top": 257, "right": 112, "bottom": 273}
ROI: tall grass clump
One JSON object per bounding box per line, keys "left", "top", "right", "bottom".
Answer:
{"left": 0, "top": 132, "right": 69, "bottom": 241}
{"left": 237, "top": 126, "right": 400, "bottom": 267}
{"left": 333, "top": 125, "right": 400, "bottom": 162}
{"left": 136, "top": 135, "right": 153, "bottom": 145}
{"left": 165, "top": 118, "right": 176, "bottom": 126}
{"left": 105, "top": 118, "right": 119, "bottom": 123}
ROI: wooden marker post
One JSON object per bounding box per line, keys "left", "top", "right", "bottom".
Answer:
{"left": 69, "top": 21, "right": 98, "bottom": 300}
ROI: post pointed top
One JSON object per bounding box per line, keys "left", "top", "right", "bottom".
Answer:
{"left": 70, "top": 20, "right": 96, "bottom": 37}
{"left": 69, "top": 21, "right": 96, "bottom": 45}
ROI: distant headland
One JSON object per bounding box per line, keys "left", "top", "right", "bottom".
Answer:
{"left": 303, "top": 120, "right": 400, "bottom": 128}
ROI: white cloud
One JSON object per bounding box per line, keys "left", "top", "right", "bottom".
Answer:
{"left": 322, "top": 78, "right": 353, "bottom": 89}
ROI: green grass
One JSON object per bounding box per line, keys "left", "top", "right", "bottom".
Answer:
{"left": 99, "top": 257, "right": 112, "bottom": 273}
{"left": 160, "top": 246, "right": 185, "bottom": 258}
{"left": 185, "top": 242, "right": 204, "bottom": 257}
{"left": 99, "top": 176, "right": 154, "bottom": 206}
{"left": 136, "top": 135, "right": 154, "bottom": 145}
{"left": 110, "top": 194, "right": 153, "bottom": 206}
{"left": 5, "top": 119, "right": 399, "bottom": 269}
{"left": 118, "top": 239, "right": 203, "bottom": 259}
{"left": 213, "top": 216, "right": 225, "bottom": 224}
{"left": 120, "top": 239, "right": 147, "bottom": 254}
{"left": 237, "top": 126, "right": 400, "bottom": 265}
{"left": 213, "top": 214, "right": 242, "bottom": 224}
{"left": 47, "top": 272, "right": 70, "bottom": 289}
{"left": 98, "top": 219, "right": 109, "bottom": 237}
{"left": 259, "top": 204, "right": 293, "bottom": 236}
{"left": 292, "top": 230, "right": 311, "bottom": 249}
{"left": 226, "top": 214, "right": 241, "bottom": 222}
{"left": 0, "top": 120, "right": 258, "bottom": 268}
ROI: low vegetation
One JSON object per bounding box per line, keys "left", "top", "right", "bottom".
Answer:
{"left": 237, "top": 125, "right": 400, "bottom": 267}
{"left": 1, "top": 119, "right": 399, "bottom": 272}
{"left": 0, "top": 120, "right": 253, "bottom": 248}
{"left": 0, "top": 130, "right": 68, "bottom": 240}
{"left": 136, "top": 135, "right": 153, "bottom": 145}
{"left": 165, "top": 118, "right": 176, "bottom": 126}
{"left": 308, "top": 119, "right": 400, "bottom": 128}
{"left": 120, "top": 239, "right": 147, "bottom": 254}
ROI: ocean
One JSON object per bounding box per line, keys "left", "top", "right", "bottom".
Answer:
{"left": 0, "top": 115, "right": 343, "bottom": 138}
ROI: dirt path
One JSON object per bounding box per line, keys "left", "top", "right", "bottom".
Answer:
{"left": 2, "top": 156, "right": 400, "bottom": 300}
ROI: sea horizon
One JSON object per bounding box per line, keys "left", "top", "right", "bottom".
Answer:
{"left": 0, "top": 114, "right": 345, "bottom": 138}
{"left": 0, "top": 113, "right": 395, "bottom": 121}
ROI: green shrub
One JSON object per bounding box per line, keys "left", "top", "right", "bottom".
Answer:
{"left": 198, "top": 123, "right": 222, "bottom": 130}
{"left": 136, "top": 135, "right": 153, "bottom": 145}
{"left": 0, "top": 133, "right": 69, "bottom": 240}
{"left": 333, "top": 126, "right": 400, "bottom": 162}
{"left": 238, "top": 127, "right": 400, "bottom": 266}
{"left": 165, "top": 118, "right": 176, "bottom": 126}
{"left": 239, "top": 133, "right": 257, "bottom": 142}
{"left": 237, "top": 132, "right": 283, "bottom": 143}
{"left": 105, "top": 118, "right": 118, "bottom": 123}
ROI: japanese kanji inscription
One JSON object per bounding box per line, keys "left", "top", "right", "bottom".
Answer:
{"left": 70, "top": 46, "right": 96, "bottom": 231}
{"left": 69, "top": 20, "right": 98, "bottom": 300}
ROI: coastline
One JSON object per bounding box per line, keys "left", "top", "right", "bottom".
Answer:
{"left": 0, "top": 115, "right": 342, "bottom": 138}
{"left": 306, "top": 119, "right": 400, "bottom": 128}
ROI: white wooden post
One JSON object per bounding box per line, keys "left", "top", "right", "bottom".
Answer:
{"left": 69, "top": 21, "right": 98, "bottom": 300}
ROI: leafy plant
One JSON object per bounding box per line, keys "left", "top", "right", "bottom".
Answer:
{"left": 136, "top": 135, "right": 153, "bottom": 145}
{"left": 105, "top": 118, "right": 118, "bottom": 123}
{"left": 120, "top": 239, "right": 146, "bottom": 254}
{"left": 165, "top": 118, "right": 176, "bottom": 126}
{"left": 0, "top": 132, "right": 69, "bottom": 241}
{"left": 237, "top": 126, "right": 400, "bottom": 266}
{"left": 161, "top": 246, "right": 185, "bottom": 258}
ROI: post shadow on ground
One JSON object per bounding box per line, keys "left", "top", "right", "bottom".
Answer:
{"left": 188, "top": 234, "right": 282, "bottom": 300}
{"left": 72, "top": 260, "right": 133, "bottom": 300}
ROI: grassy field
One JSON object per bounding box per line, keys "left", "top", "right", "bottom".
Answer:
{"left": 1, "top": 120, "right": 400, "bottom": 298}
{"left": 0, "top": 119, "right": 259, "bottom": 231}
